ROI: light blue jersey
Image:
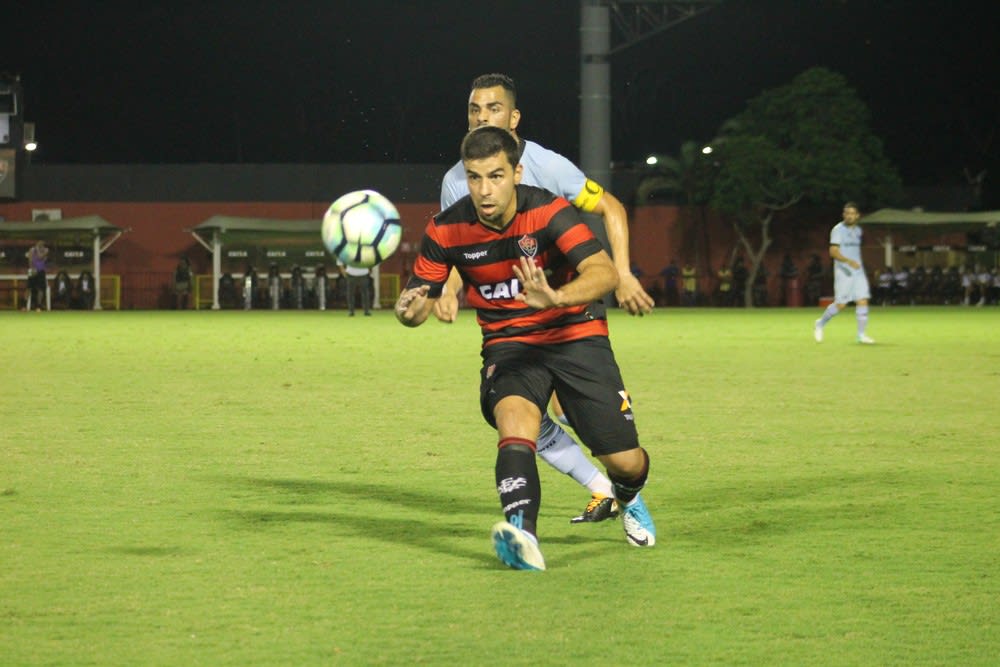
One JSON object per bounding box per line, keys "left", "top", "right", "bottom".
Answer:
{"left": 830, "top": 221, "right": 870, "bottom": 303}
{"left": 830, "top": 221, "right": 863, "bottom": 265}
{"left": 440, "top": 139, "right": 591, "bottom": 210}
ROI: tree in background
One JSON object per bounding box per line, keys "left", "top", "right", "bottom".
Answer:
{"left": 704, "top": 67, "right": 902, "bottom": 307}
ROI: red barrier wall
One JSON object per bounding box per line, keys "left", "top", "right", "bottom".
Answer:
{"left": 1, "top": 200, "right": 440, "bottom": 308}
{"left": 4, "top": 199, "right": 897, "bottom": 309}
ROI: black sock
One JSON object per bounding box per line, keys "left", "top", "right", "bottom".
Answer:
{"left": 495, "top": 439, "right": 540, "bottom": 538}
{"left": 608, "top": 448, "right": 649, "bottom": 505}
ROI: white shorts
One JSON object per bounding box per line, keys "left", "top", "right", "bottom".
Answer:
{"left": 834, "top": 265, "right": 871, "bottom": 304}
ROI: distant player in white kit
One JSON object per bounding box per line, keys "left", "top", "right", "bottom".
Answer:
{"left": 814, "top": 201, "right": 875, "bottom": 344}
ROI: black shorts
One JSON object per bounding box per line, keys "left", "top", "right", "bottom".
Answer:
{"left": 479, "top": 336, "right": 639, "bottom": 456}
{"left": 28, "top": 271, "right": 47, "bottom": 291}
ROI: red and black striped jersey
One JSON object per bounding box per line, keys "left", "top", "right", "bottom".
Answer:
{"left": 408, "top": 185, "right": 609, "bottom": 347}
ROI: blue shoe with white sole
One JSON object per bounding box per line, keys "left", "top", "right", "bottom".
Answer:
{"left": 622, "top": 494, "right": 656, "bottom": 547}
{"left": 491, "top": 521, "right": 546, "bottom": 571}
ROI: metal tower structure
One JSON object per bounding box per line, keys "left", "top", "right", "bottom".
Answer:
{"left": 579, "top": 1, "right": 722, "bottom": 184}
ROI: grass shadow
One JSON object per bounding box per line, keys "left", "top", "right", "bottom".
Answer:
{"left": 216, "top": 475, "right": 623, "bottom": 569}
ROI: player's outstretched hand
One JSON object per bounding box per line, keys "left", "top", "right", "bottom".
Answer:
{"left": 512, "top": 256, "right": 558, "bottom": 309}
{"left": 616, "top": 272, "right": 655, "bottom": 316}
{"left": 395, "top": 284, "right": 431, "bottom": 326}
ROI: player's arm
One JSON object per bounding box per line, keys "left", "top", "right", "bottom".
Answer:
{"left": 513, "top": 251, "right": 618, "bottom": 310}
{"left": 829, "top": 244, "right": 859, "bottom": 269}
{"left": 589, "top": 190, "right": 654, "bottom": 315}
{"left": 434, "top": 172, "right": 467, "bottom": 324}
{"left": 571, "top": 181, "right": 652, "bottom": 315}
{"left": 432, "top": 268, "right": 463, "bottom": 323}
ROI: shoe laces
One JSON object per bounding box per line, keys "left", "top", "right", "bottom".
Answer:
{"left": 625, "top": 499, "right": 651, "bottom": 524}
{"left": 585, "top": 495, "right": 608, "bottom": 513}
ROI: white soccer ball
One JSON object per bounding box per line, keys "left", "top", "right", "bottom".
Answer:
{"left": 321, "top": 189, "right": 402, "bottom": 268}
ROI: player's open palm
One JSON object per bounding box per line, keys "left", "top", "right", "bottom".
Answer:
{"left": 512, "top": 256, "right": 558, "bottom": 309}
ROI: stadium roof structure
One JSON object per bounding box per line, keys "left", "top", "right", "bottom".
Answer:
{"left": 189, "top": 215, "right": 388, "bottom": 311}
{"left": 858, "top": 209, "right": 1000, "bottom": 269}
{"left": 860, "top": 208, "right": 1000, "bottom": 229}
{"left": 0, "top": 214, "right": 126, "bottom": 239}
{"left": 189, "top": 216, "right": 323, "bottom": 310}
{"left": 0, "top": 215, "right": 128, "bottom": 310}
{"left": 189, "top": 215, "right": 321, "bottom": 239}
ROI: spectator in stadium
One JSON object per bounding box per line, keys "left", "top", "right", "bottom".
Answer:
{"left": 732, "top": 255, "right": 749, "bottom": 307}
{"left": 435, "top": 72, "right": 654, "bottom": 524}
{"left": 52, "top": 270, "right": 73, "bottom": 310}
{"left": 961, "top": 265, "right": 978, "bottom": 306}
{"left": 77, "top": 270, "right": 95, "bottom": 310}
{"left": 173, "top": 256, "right": 193, "bottom": 310}
{"left": 660, "top": 258, "right": 680, "bottom": 306}
{"left": 874, "top": 266, "right": 894, "bottom": 306}
{"left": 893, "top": 265, "right": 911, "bottom": 305}
{"left": 290, "top": 265, "right": 305, "bottom": 309}
{"left": 779, "top": 253, "right": 799, "bottom": 307}
{"left": 975, "top": 265, "right": 992, "bottom": 307}
{"left": 396, "top": 126, "right": 657, "bottom": 570}
{"left": 241, "top": 265, "right": 259, "bottom": 309}
{"left": 218, "top": 272, "right": 238, "bottom": 309}
{"left": 804, "top": 253, "right": 824, "bottom": 307}
{"left": 910, "top": 265, "right": 928, "bottom": 304}
{"left": 715, "top": 263, "right": 733, "bottom": 306}
{"left": 267, "top": 263, "right": 282, "bottom": 310}
{"left": 313, "top": 264, "right": 329, "bottom": 311}
{"left": 942, "top": 265, "right": 962, "bottom": 304}
{"left": 990, "top": 267, "right": 1000, "bottom": 306}
{"left": 681, "top": 261, "right": 698, "bottom": 306}
{"left": 926, "top": 265, "right": 944, "bottom": 304}
{"left": 813, "top": 202, "right": 875, "bottom": 344}
{"left": 338, "top": 260, "right": 371, "bottom": 316}
{"left": 25, "top": 240, "right": 49, "bottom": 311}
{"left": 752, "top": 263, "right": 769, "bottom": 307}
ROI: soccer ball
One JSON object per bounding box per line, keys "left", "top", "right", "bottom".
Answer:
{"left": 321, "top": 189, "right": 402, "bottom": 268}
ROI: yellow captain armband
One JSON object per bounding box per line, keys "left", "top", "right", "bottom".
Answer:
{"left": 572, "top": 178, "right": 604, "bottom": 213}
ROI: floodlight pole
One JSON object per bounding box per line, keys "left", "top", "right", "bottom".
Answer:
{"left": 580, "top": 0, "right": 612, "bottom": 187}
{"left": 579, "top": 1, "right": 722, "bottom": 184}
{"left": 92, "top": 231, "right": 102, "bottom": 310}
{"left": 212, "top": 230, "right": 221, "bottom": 310}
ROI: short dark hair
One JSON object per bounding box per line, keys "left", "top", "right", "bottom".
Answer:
{"left": 461, "top": 125, "right": 520, "bottom": 169}
{"left": 470, "top": 73, "right": 516, "bottom": 105}
{"left": 844, "top": 201, "right": 860, "bottom": 211}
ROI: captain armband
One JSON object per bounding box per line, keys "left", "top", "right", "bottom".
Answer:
{"left": 572, "top": 178, "right": 605, "bottom": 213}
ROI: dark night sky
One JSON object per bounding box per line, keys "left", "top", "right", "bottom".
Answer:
{"left": 3, "top": 1, "right": 997, "bottom": 188}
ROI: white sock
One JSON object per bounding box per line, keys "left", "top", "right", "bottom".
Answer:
{"left": 537, "top": 415, "right": 614, "bottom": 496}
{"left": 818, "top": 302, "right": 839, "bottom": 326}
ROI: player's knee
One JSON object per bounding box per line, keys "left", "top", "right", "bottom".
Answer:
{"left": 599, "top": 446, "right": 648, "bottom": 480}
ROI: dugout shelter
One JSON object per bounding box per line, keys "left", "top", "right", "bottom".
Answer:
{"left": 859, "top": 208, "right": 1000, "bottom": 270}
{"left": 188, "top": 215, "right": 389, "bottom": 310}
{"left": 0, "top": 215, "right": 127, "bottom": 309}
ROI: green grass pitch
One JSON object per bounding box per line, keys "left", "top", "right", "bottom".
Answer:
{"left": 1, "top": 306, "right": 998, "bottom": 665}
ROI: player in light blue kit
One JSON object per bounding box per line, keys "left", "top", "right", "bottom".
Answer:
{"left": 439, "top": 73, "right": 656, "bottom": 524}
{"left": 814, "top": 201, "right": 875, "bottom": 344}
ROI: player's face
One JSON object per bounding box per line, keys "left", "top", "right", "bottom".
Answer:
{"left": 467, "top": 86, "right": 521, "bottom": 133}
{"left": 843, "top": 205, "right": 861, "bottom": 225}
{"left": 464, "top": 152, "right": 523, "bottom": 228}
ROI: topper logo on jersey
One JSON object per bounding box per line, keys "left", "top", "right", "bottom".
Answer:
{"left": 518, "top": 234, "right": 537, "bottom": 258}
